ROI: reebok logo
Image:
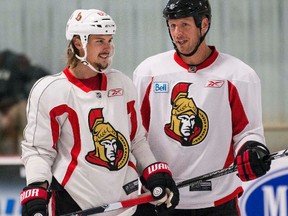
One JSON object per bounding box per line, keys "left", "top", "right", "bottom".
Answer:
{"left": 108, "top": 88, "right": 123, "bottom": 97}
{"left": 153, "top": 82, "right": 169, "bottom": 93}
{"left": 205, "top": 80, "right": 224, "bottom": 88}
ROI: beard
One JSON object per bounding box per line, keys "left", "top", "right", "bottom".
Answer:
{"left": 95, "top": 62, "right": 109, "bottom": 71}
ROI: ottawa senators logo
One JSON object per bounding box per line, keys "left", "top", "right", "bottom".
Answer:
{"left": 164, "top": 82, "right": 209, "bottom": 146}
{"left": 85, "top": 108, "right": 129, "bottom": 171}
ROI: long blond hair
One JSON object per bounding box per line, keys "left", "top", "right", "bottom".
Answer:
{"left": 66, "top": 36, "right": 81, "bottom": 68}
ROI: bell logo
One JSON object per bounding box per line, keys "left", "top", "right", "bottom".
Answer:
{"left": 154, "top": 82, "right": 169, "bottom": 93}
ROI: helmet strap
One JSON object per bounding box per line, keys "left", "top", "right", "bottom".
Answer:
{"left": 74, "top": 39, "right": 115, "bottom": 74}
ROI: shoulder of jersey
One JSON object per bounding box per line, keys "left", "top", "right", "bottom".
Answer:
{"left": 217, "top": 53, "right": 258, "bottom": 82}
{"left": 30, "top": 72, "right": 67, "bottom": 95}
{"left": 135, "top": 50, "right": 175, "bottom": 76}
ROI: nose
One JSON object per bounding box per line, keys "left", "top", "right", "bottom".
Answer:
{"left": 171, "top": 25, "right": 184, "bottom": 37}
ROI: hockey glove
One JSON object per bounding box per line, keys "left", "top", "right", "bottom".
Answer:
{"left": 140, "top": 162, "right": 179, "bottom": 215}
{"left": 20, "top": 183, "right": 49, "bottom": 216}
{"left": 235, "top": 141, "right": 271, "bottom": 181}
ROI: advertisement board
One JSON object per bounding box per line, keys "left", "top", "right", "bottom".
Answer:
{"left": 240, "top": 156, "right": 288, "bottom": 216}
{"left": 1, "top": 156, "right": 287, "bottom": 216}
{"left": 0, "top": 157, "right": 25, "bottom": 216}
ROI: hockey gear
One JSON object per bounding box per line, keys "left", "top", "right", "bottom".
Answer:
{"left": 235, "top": 141, "right": 271, "bottom": 181}
{"left": 60, "top": 192, "right": 154, "bottom": 216}
{"left": 66, "top": 9, "right": 116, "bottom": 42}
{"left": 65, "top": 9, "right": 116, "bottom": 73}
{"left": 163, "top": 0, "right": 211, "bottom": 27}
{"left": 140, "top": 162, "right": 179, "bottom": 214}
{"left": 177, "top": 148, "right": 287, "bottom": 188}
{"left": 61, "top": 148, "right": 288, "bottom": 216}
{"left": 20, "top": 184, "right": 49, "bottom": 216}
{"left": 163, "top": 0, "right": 212, "bottom": 57}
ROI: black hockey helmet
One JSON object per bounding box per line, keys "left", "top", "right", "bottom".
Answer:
{"left": 163, "top": 0, "right": 211, "bottom": 28}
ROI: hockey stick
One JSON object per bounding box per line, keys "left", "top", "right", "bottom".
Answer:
{"left": 177, "top": 148, "right": 288, "bottom": 188}
{"left": 60, "top": 193, "right": 154, "bottom": 216}
{"left": 61, "top": 148, "right": 288, "bottom": 216}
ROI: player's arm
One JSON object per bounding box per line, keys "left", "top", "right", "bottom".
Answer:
{"left": 130, "top": 109, "right": 179, "bottom": 214}
{"left": 20, "top": 80, "right": 57, "bottom": 216}
{"left": 232, "top": 71, "right": 271, "bottom": 181}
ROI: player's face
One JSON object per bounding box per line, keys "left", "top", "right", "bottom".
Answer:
{"left": 86, "top": 35, "right": 114, "bottom": 71}
{"left": 168, "top": 17, "right": 201, "bottom": 55}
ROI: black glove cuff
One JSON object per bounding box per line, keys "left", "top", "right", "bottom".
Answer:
{"left": 237, "top": 141, "right": 270, "bottom": 159}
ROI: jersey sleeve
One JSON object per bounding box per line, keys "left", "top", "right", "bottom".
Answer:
{"left": 21, "top": 77, "right": 58, "bottom": 185}
{"left": 124, "top": 75, "right": 157, "bottom": 173}
{"left": 231, "top": 67, "right": 266, "bottom": 153}
{"left": 133, "top": 63, "right": 154, "bottom": 133}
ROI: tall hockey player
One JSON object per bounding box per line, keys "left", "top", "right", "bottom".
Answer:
{"left": 20, "top": 9, "right": 179, "bottom": 216}
{"left": 133, "top": 0, "right": 271, "bottom": 215}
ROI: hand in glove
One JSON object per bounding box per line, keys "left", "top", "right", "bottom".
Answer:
{"left": 140, "top": 162, "right": 179, "bottom": 215}
{"left": 235, "top": 141, "right": 271, "bottom": 181}
{"left": 20, "top": 182, "right": 49, "bottom": 216}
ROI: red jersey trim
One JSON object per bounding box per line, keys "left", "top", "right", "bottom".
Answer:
{"left": 214, "top": 186, "right": 243, "bottom": 206}
{"left": 174, "top": 46, "right": 219, "bottom": 72}
{"left": 128, "top": 161, "right": 138, "bottom": 173}
{"left": 223, "top": 140, "right": 235, "bottom": 169}
{"left": 127, "top": 100, "right": 137, "bottom": 141}
{"left": 228, "top": 81, "right": 249, "bottom": 137}
{"left": 63, "top": 67, "right": 107, "bottom": 92}
{"left": 140, "top": 78, "right": 153, "bottom": 132}
{"left": 49, "top": 104, "right": 81, "bottom": 187}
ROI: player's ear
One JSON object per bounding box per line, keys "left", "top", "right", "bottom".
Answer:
{"left": 201, "top": 17, "right": 209, "bottom": 33}
{"left": 72, "top": 36, "right": 83, "bottom": 50}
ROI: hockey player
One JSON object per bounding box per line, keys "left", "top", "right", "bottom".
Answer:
{"left": 133, "top": 0, "right": 271, "bottom": 215}
{"left": 20, "top": 9, "right": 179, "bottom": 216}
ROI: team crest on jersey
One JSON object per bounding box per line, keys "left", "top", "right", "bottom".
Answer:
{"left": 85, "top": 108, "right": 129, "bottom": 171}
{"left": 164, "top": 82, "right": 209, "bottom": 146}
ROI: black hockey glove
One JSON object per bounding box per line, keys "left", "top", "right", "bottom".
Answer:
{"left": 140, "top": 162, "right": 179, "bottom": 215}
{"left": 20, "top": 183, "right": 49, "bottom": 216}
{"left": 235, "top": 141, "right": 271, "bottom": 181}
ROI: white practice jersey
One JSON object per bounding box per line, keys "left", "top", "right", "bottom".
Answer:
{"left": 133, "top": 47, "right": 265, "bottom": 209}
{"left": 21, "top": 67, "right": 157, "bottom": 216}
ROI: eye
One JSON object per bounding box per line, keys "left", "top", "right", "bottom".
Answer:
{"left": 182, "top": 22, "right": 189, "bottom": 27}
{"left": 169, "top": 23, "right": 176, "bottom": 29}
{"left": 96, "top": 39, "right": 104, "bottom": 44}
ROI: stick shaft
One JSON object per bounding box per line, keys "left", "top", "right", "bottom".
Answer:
{"left": 61, "top": 148, "right": 288, "bottom": 216}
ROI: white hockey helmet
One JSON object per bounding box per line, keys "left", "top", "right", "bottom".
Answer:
{"left": 65, "top": 9, "right": 116, "bottom": 73}
{"left": 66, "top": 9, "right": 116, "bottom": 42}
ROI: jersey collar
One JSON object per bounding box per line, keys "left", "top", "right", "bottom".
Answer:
{"left": 174, "top": 46, "right": 218, "bottom": 73}
{"left": 63, "top": 67, "right": 107, "bottom": 92}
